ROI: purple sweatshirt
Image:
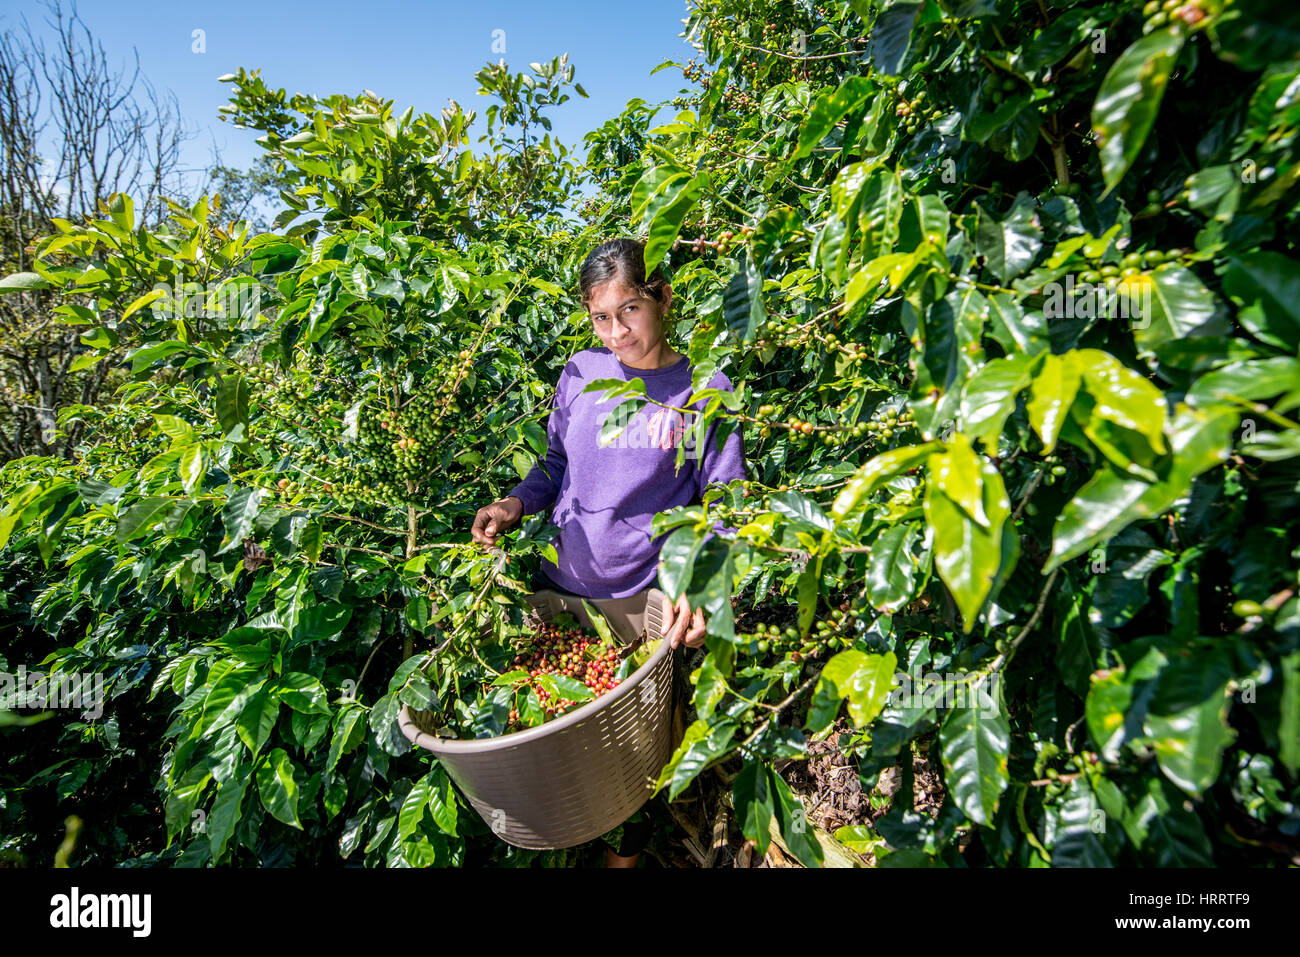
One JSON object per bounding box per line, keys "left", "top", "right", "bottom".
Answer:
{"left": 508, "top": 347, "right": 747, "bottom": 599}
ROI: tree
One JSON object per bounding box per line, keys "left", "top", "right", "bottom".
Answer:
{"left": 0, "top": 0, "right": 191, "bottom": 461}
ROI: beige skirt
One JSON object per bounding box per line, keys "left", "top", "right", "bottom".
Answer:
{"left": 538, "top": 586, "right": 661, "bottom": 646}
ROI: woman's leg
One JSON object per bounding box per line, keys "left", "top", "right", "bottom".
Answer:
{"left": 605, "top": 812, "right": 652, "bottom": 867}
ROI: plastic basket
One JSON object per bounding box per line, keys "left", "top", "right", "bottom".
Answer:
{"left": 398, "top": 587, "right": 682, "bottom": 850}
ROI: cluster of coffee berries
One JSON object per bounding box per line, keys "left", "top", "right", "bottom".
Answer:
{"left": 702, "top": 127, "right": 738, "bottom": 152}
{"left": 576, "top": 196, "right": 608, "bottom": 222}
{"left": 86, "top": 407, "right": 168, "bottom": 464}
{"left": 722, "top": 84, "right": 759, "bottom": 112}
{"left": 1040, "top": 452, "right": 1069, "bottom": 487}
{"left": 738, "top": 600, "right": 862, "bottom": 660}
{"left": 980, "top": 75, "right": 1024, "bottom": 115}
{"left": 895, "top": 86, "right": 941, "bottom": 135}
{"left": 822, "top": 330, "right": 872, "bottom": 362}
{"left": 808, "top": 602, "right": 865, "bottom": 650}
{"left": 865, "top": 404, "right": 915, "bottom": 443}
{"left": 819, "top": 418, "right": 868, "bottom": 447}
{"left": 679, "top": 220, "right": 754, "bottom": 256}
{"left": 1076, "top": 248, "right": 1182, "bottom": 287}
{"left": 753, "top": 312, "right": 817, "bottom": 350}
{"left": 342, "top": 390, "right": 455, "bottom": 509}
{"left": 1142, "top": 0, "right": 1208, "bottom": 33}
{"left": 250, "top": 337, "right": 495, "bottom": 514}
{"left": 681, "top": 58, "right": 712, "bottom": 85}
{"left": 752, "top": 402, "right": 864, "bottom": 443}
{"left": 1134, "top": 188, "right": 1169, "bottom": 218}
{"left": 503, "top": 622, "right": 624, "bottom": 729}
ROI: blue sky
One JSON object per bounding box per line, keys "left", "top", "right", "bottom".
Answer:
{"left": 0, "top": 0, "right": 702, "bottom": 200}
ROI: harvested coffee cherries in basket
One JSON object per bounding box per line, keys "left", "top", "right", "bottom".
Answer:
{"left": 487, "top": 606, "right": 664, "bottom": 735}
{"left": 501, "top": 620, "right": 625, "bottom": 729}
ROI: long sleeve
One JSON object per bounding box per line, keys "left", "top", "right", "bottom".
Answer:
{"left": 507, "top": 367, "right": 570, "bottom": 516}
{"left": 697, "top": 415, "right": 747, "bottom": 498}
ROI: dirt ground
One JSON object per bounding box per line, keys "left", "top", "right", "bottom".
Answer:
{"left": 636, "top": 717, "right": 947, "bottom": 868}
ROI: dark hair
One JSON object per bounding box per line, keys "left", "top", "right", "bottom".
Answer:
{"left": 578, "top": 237, "right": 669, "bottom": 313}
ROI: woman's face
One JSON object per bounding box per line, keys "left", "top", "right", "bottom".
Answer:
{"left": 587, "top": 278, "right": 673, "bottom": 368}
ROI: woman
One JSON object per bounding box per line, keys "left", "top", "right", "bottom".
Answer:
{"left": 470, "top": 237, "right": 746, "bottom": 867}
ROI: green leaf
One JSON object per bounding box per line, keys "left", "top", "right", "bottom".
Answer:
{"left": 768, "top": 490, "right": 833, "bottom": 532}
{"left": 109, "top": 192, "right": 134, "bottom": 232}
{"left": 399, "top": 775, "right": 431, "bottom": 840}
{"left": 923, "top": 455, "right": 1010, "bottom": 632}
{"left": 1185, "top": 357, "right": 1300, "bottom": 409}
{"left": 864, "top": 0, "right": 922, "bottom": 75}
{"left": 1046, "top": 404, "right": 1237, "bottom": 571}
{"left": 115, "top": 496, "right": 175, "bottom": 544}
{"left": 723, "top": 248, "right": 766, "bottom": 343}
{"left": 1145, "top": 683, "right": 1235, "bottom": 797}
{"left": 426, "top": 765, "right": 459, "bottom": 836}
{"left": 327, "top": 706, "right": 367, "bottom": 773}
{"left": 122, "top": 288, "right": 165, "bottom": 320}
{"left": 987, "top": 290, "right": 1049, "bottom": 357}
{"left": 866, "top": 523, "right": 922, "bottom": 613}
{"left": 831, "top": 442, "right": 942, "bottom": 521}
{"left": 959, "top": 354, "right": 1034, "bottom": 450}
{"left": 1279, "top": 651, "right": 1300, "bottom": 776}
{"left": 582, "top": 377, "right": 646, "bottom": 401}
{"left": 733, "top": 760, "right": 776, "bottom": 856}
{"left": 1077, "top": 349, "right": 1168, "bottom": 456}
{"left": 770, "top": 769, "right": 823, "bottom": 867}
{"left": 208, "top": 775, "right": 248, "bottom": 861}
{"left": 179, "top": 444, "right": 205, "bottom": 495}
{"left": 1050, "top": 777, "right": 1115, "bottom": 867}
{"left": 643, "top": 172, "right": 707, "bottom": 274}
{"left": 1136, "top": 266, "right": 1225, "bottom": 356}
{"left": 273, "top": 672, "right": 330, "bottom": 715}
{"left": 1222, "top": 252, "right": 1300, "bottom": 351}
{"left": 692, "top": 653, "right": 730, "bottom": 718}
{"left": 794, "top": 76, "right": 874, "bottom": 159}
{"left": 153, "top": 413, "right": 196, "bottom": 447}
{"left": 939, "top": 687, "right": 1010, "bottom": 826}
{"left": 1027, "top": 351, "right": 1081, "bottom": 453}
{"left": 599, "top": 398, "right": 643, "bottom": 446}
{"left": 255, "top": 748, "right": 301, "bottom": 828}
{"left": 631, "top": 167, "right": 687, "bottom": 227}
{"left": 1123, "top": 775, "right": 1214, "bottom": 865}
{"left": 796, "top": 555, "right": 820, "bottom": 636}
{"left": 0, "top": 271, "right": 51, "bottom": 291}
{"left": 128, "top": 340, "right": 190, "bottom": 373}
{"left": 1073, "top": 392, "right": 1161, "bottom": 482}
{"left": 973, "top": 193, "right": 1042, "bottom": 284}
{"left": 1092, "top": 27, "right": 1185, "bottom": 193}
{"left": 653, "top": 718, "right": 738, "bottom": 799}
{"left": 164, "top": 764, "right": 212, "bottom": 841}
{"left": 549, "top": 674, "right": 596, "bottom": 703}
{"left": 217, "top": 487, "right": 262, "bottom": 555}
{"left": 806, "top": 650, "right": 897, "bottom": 732}
{"left": 658, "top": 525, "right": 704, "bottom": 601}
{"left": 215, "top": 374, "right": 251, "bottom": 445}
{"left": 235, "top": 691, "right": 279, "bottom": 756}
{"left": 928, "top": 433, "right": 988, "bottom": 528}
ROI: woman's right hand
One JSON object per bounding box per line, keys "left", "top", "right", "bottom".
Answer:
{"left": 471, "top": 496, "right": 524, "bottom": 547}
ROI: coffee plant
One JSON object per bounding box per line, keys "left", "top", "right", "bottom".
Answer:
{"left": 2, "top": 0, "right": 1298, "bottom": 868}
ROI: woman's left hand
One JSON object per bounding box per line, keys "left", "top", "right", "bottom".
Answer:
{"left": 662, "top": 593, "right": 706, "bottom": 649}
